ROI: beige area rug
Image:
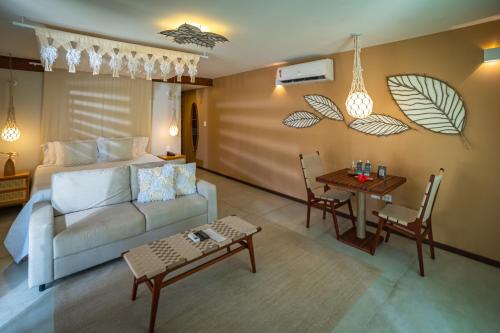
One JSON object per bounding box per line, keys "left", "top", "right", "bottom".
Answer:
{"left": 18, "top": 218, "right": 378, "bottom": 333}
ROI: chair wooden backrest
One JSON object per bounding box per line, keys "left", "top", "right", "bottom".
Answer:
{"left": 299, "top": 151, "right": 325, "bottom": 194}
{"left": 417, "top": 168, "right": 445, "bottom": 223}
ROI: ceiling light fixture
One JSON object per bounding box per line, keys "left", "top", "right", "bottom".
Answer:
{"left": 345, "top": 34, "right": 373, "bottom": 119}
{"left": 160, "top": 23, "right": 228, "bottom": 49}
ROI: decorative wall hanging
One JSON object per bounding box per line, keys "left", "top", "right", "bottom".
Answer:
{"left": 345, "top": 34, "right": 373, "bottom": 119}
{"left": 34, "top": 27, "right": 202, "bottom": 82}
{"left": 387, "top": 74, "right": 466, "bottom": 135}
{"left": 283, "top": 95, "right": 342, "bottom": 128}
{"left": 304, "top": 95, "right": 343, "bottom": 121}
{"left": 1, "top": 56, "right": 21, "bottom": 142}
{"left": 282, "top": 111, "right": 321, "bottom": 128}
{"left": 160, "top": 23, "right": 229, "bottom": 49}
{"left": 349, "top": 114, "right": 410, "bottom": 136}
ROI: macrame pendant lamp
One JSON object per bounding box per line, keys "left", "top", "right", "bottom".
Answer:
{"left": 169, "top": 99, "right": 179, "bottom": 137}
{"left": 1, "top": 56, "right": 21, "bottom": 142}
{"left": 345, "top": 34, "right": 373, "bottom": 119}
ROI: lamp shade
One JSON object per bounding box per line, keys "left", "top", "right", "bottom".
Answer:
{"left": 1, "top": 60, "right": 20, "bottom": 142}
{"left": 1, "top": 121, "right": 21, "bottom": 142}
{"left": 346, "top": 91, "right": 373, "bottom": 119}
{"left": 169, "top": 124, "right": 179, "bottom": 136}
{"left": 345, "top": 34, "right": 373, "bottom": 119}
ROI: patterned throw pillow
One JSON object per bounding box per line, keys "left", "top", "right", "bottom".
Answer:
{"left": 173, "top": 163, "right": 197, "bottom": 196}
{"left": 137, "top": 165, "right": 176, "bottom": 203}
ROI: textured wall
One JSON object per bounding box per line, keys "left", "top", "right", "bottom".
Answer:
{"left": 192, "top": 20, "right": 500, "bottom": 260}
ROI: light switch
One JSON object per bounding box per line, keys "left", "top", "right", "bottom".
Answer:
{"left": 203, "top": 121, "right": 207, "bottom": 127}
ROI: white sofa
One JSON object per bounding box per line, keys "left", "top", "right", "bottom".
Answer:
{"left": 28, "top": 163, "right": 217, "bottom": 290}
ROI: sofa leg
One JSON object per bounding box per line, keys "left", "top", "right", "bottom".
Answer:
{"left": 39, "top": 284, "right": 46, "bottom": 292}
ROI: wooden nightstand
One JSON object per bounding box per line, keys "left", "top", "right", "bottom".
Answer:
{"left": 157, "top": 154, "right": 186, "bottom": 162}
{"left": 0, "top": 171, "right": 30, "bottom": 208}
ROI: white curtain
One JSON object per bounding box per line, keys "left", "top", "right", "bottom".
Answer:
{"left": 41, "top": 70, "right": 152, "bottom": 142}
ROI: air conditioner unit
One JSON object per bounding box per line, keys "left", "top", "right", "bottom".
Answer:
{"left": 276, "top": 59, "right": 334, "bottom": 85}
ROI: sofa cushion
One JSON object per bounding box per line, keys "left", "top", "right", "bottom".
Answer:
{"left": 133, "top": 193, "right": 207, "bottom": 231}
{"left": 53, "top": 202, "right": 145, "bottom": 258}
{"left": 51, "top": 166, "right": 131, "bottom": 215}
{"left": 137, "top": 166, "right": 176, "bottom": 203}
{"left": 130, "top": 160, "right": 185, "bottom": 200}
{"left": 173, "top": 163, "right": 197, "bottom": 196}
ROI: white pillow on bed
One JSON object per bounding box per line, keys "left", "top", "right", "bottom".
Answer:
{"left": 132, "top": 137, "right": 149, "bottom": 158}
{"left": 41, "top": 142, "right": 57, "bottom": 165}
{"left": 97, "top": 137, "right": 134, "bottom": 162}
{"left": 54, "top": 140, "right": 98, "bottom": 166}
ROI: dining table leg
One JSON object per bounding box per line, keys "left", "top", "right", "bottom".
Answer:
{"left": 356, "top": 191, "right": 366, "bottom": 239}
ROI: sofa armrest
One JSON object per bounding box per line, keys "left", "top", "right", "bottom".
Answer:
{"left": 196, "top": 179, "right": 218, "bottom": 223}
{"left": 28, "top": 201, "right": 54, "bottom": 288}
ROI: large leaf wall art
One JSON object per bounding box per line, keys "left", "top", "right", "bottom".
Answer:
{"left": 349, "top": 114, "right": 409, "bottom": 136}
{"left": 304, "top": 95, "right": 344, "bottom": 121}
{"left": 387, "top": 74, "right": 466, "bottom": 134}
{"left": 282, "top": 111, "right": 321, "bottom": 128}
{"left": 282, "top": 74, "right": 467, "bottom": 139}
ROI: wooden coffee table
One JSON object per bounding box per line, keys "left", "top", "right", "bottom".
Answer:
{"left": 123, "top": 215, "right": 261, "bottom": 333}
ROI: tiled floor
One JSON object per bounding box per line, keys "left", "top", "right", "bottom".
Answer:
{"left": 1, "top": 169, "right": 499, "bottom": 332}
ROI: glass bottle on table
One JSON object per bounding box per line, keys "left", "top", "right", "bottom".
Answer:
{"left": 364, "top": 160, "right": 371, "bottom": 177}
{"left": 356, "top": 160, "right": 363, "bottom": 175}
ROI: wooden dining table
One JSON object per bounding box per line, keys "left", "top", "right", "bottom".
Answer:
{"left": 316, "top": 168, "right": 406, "bottom": 253}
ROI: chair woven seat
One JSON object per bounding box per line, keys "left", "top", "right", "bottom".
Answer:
{"left": 376, "top": 204, "right": 418, "bottom": 226}
{"left": 313, "top": 188, "right": 352, "bottom": 203}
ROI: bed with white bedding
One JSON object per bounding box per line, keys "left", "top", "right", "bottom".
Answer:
{"left": 4, "top": 153, "right": 163, "bottom": 263}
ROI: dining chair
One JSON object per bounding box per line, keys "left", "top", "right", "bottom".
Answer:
{"left": 299, "top": 151, "right": 356, "bottom": 238}
{"left": 371, "top": 168, "right": 444, "bottom": 276}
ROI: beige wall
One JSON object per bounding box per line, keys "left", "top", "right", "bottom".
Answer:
{"left": 0, "top": 69, "right": 43, "bottom": 173}
{"left": 194, "top": 20, "right": 500, "bottom": 260}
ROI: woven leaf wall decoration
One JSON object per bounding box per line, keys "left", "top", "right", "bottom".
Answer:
{"left": 282, "top": 111, "right": 321, "bottom": 128}
{"left": 304, "top": 95, "right": 344, "bottom": 121}
{"left": 387, "top": 74, "right": 466, "bottom": 134}
{"left": 349, "top": 114, "right": 410, "bottom": 136}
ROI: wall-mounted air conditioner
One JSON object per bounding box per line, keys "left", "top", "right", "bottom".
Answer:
{"left": 275, "top": 59, "right": 334, "bottom": 85}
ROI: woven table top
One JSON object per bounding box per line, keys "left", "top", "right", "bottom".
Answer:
{"left": 123, "top": 215, "right": 259, "bottom": 279}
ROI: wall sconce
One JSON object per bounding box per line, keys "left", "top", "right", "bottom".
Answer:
{"left": 484, "top": 47, "right": 500, "bottom": 63}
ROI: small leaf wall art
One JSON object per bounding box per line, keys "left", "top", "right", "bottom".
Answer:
{"left": 304, "top": 95, "right": 344, "bottom": 121}
{"left": 349, "top": 114, "right": 410, "bottom": 136}
{"left": 282, "top": 111, "right": 321, "bottom": 128}
{"left": 387, "top": 74, "right": 466, "bottom": 135}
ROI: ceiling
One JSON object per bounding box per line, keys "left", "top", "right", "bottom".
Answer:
{"left": 0, "top": 0, "right": 499, "bottom": 79}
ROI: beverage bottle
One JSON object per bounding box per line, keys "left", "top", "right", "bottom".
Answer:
{"left": 364, "top": 160, "right": 371, "bottom": 177}
{"left": 356, "top": 160, "right": 363, "bottom": 175}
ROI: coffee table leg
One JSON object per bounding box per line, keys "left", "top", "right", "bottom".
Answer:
{"left": 356, "top": 191, "right": 366, "bottom": 239}
{"left": 149, "top": 274, "right": 165, "bottom": 333}
{"left": 247, "top": 236, "right": 257, "bottom": 273}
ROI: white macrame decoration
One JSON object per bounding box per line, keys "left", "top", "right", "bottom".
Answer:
{"left": 87, "top": 46, "right": 104, "bottom": 75}
{"left": 141, "top": 54, "right": 156, "bottom": 81}
{"left": 38, "top": 35, "right": 59, "bottom": 72}
{"left": 159, "top": 57, "right": 172, "bottom": 82}
{"left": 125, "top": 52, "right": 141, "bottom": 79}
{"left": 108, "top": 49, "right": 123, "bottom": 78}
{"left": 34, "top": 27, "right": 201, "bottom": 81}
{"left": 174, "top": 58, "right": 185, "bottom": 81}
{"left": 62, "top": 42, "right": 82, "bottom": 73}
{"left": 187, "top": 56, "right": 199, "bottom": 83}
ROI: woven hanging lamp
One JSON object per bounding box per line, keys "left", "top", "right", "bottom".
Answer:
{"left": 345, "top": 34, "right": 373, "bottom": 119}
{"left": 1, "top": 56, "right": 21, "bottom": 142}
